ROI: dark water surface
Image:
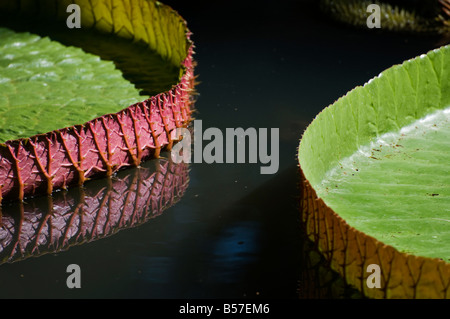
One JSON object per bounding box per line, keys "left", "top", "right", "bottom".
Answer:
{"left": 0, "top": 0, "right": 444, "bottom": 299}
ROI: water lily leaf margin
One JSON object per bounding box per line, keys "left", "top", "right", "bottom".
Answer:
{"left": 0, "top": 0, "right": 195, "bottom": 201}
{"left": 298, "top": 45, "right": 450, "bottom": 299}
{"left": 0, "top": 0, "right": 191, "bottom": 72}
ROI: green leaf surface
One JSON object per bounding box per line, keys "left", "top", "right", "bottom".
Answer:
{"left": 299, "top": 45, "right": 450, "bottom": 262}
{"left": 0, "top": 27, "right": 147, "bottom": 143}
{"left": 317, "top": 107, "right": 450, "bottom": 261}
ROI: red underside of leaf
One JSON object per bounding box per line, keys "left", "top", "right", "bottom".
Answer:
{"left": 0, "top": 44, "right": 195, "bottom": 202}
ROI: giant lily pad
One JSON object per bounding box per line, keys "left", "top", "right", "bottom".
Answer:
{"left": 319, "top": 0, "right": 450, "bottom": 34}
{"left": 298, "top": 45, "right": 450, "bottom": 298}
{"left": 0, "top": 0, "right": 195, "bottom": 202}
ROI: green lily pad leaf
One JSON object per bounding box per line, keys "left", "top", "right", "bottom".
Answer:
{"left": 0, "top": 0, "right": 195, "bottom": 202}
{"left": 317, "top": 106, "right": 450, "bottom": 261}
{"left": 298, "top": 45, "right": 450, "bottom": 298}
{"left": 0, "top": 27, "right": 148, "bottom": 143}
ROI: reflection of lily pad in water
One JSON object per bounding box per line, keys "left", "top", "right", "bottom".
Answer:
{"left": 0, "top": 0, "right": 195, "bottom": 202}
{"left": 298, "top": 45, "right": 450, "bottom": 298}
{"left": 0, "top": 156, "right": 189, "bottom": 265}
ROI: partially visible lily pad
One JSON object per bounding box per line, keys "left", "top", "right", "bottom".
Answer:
{"left": 0, "top": 156, "right": 189, "bottom": 265}
{"left": 0, "top": 0, "right": 195, "bottom": 202}
{"left": 319, "top": 0, "right": 450, "bottom": 34}
{"left": 298, "top": 45, "right": 450, "bottom": 298}
{"left": 317, "top": 106, "right": 450, "bottom": 261}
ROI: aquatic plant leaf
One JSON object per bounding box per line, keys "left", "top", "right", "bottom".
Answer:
{"left": 0, "top": 27, "right": 147, "bottom": 143}
{"left": 0, "top": 0, "right": 195, "bottom": 201}
{"left": 298, "top": 45, "right": 450, "bottom": 298}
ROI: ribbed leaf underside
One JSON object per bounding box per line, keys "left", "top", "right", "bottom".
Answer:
{"left": 319, "top": 0, "right": 450, "bottom": 34}
{"left": 298, "top": 45, "right": 450, "bottom": 298}
{"left": 317, "top": 107, "right": 450, "bottom": 261}
{"left": 0, "top": 0, "right": 195, "bottom": 201}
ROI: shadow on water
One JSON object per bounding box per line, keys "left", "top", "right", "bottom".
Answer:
{"left": 0, "top": 17, "right": 180, "bottom": 97}
{"left": 0, "top": 154, "right": 360, "bottom": 299}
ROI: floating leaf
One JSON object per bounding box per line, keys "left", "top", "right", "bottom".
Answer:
{"left": 319, "top": 0, "right": 450, "bottom": 34}
{"left": 0, "top": 0, "right": 195, "bottom": 202}
{"left": 298, "top": 45, "right": 450, "bottom": 298}
{"left": 0, "top": 156, "right": 189, "bottom": 265}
